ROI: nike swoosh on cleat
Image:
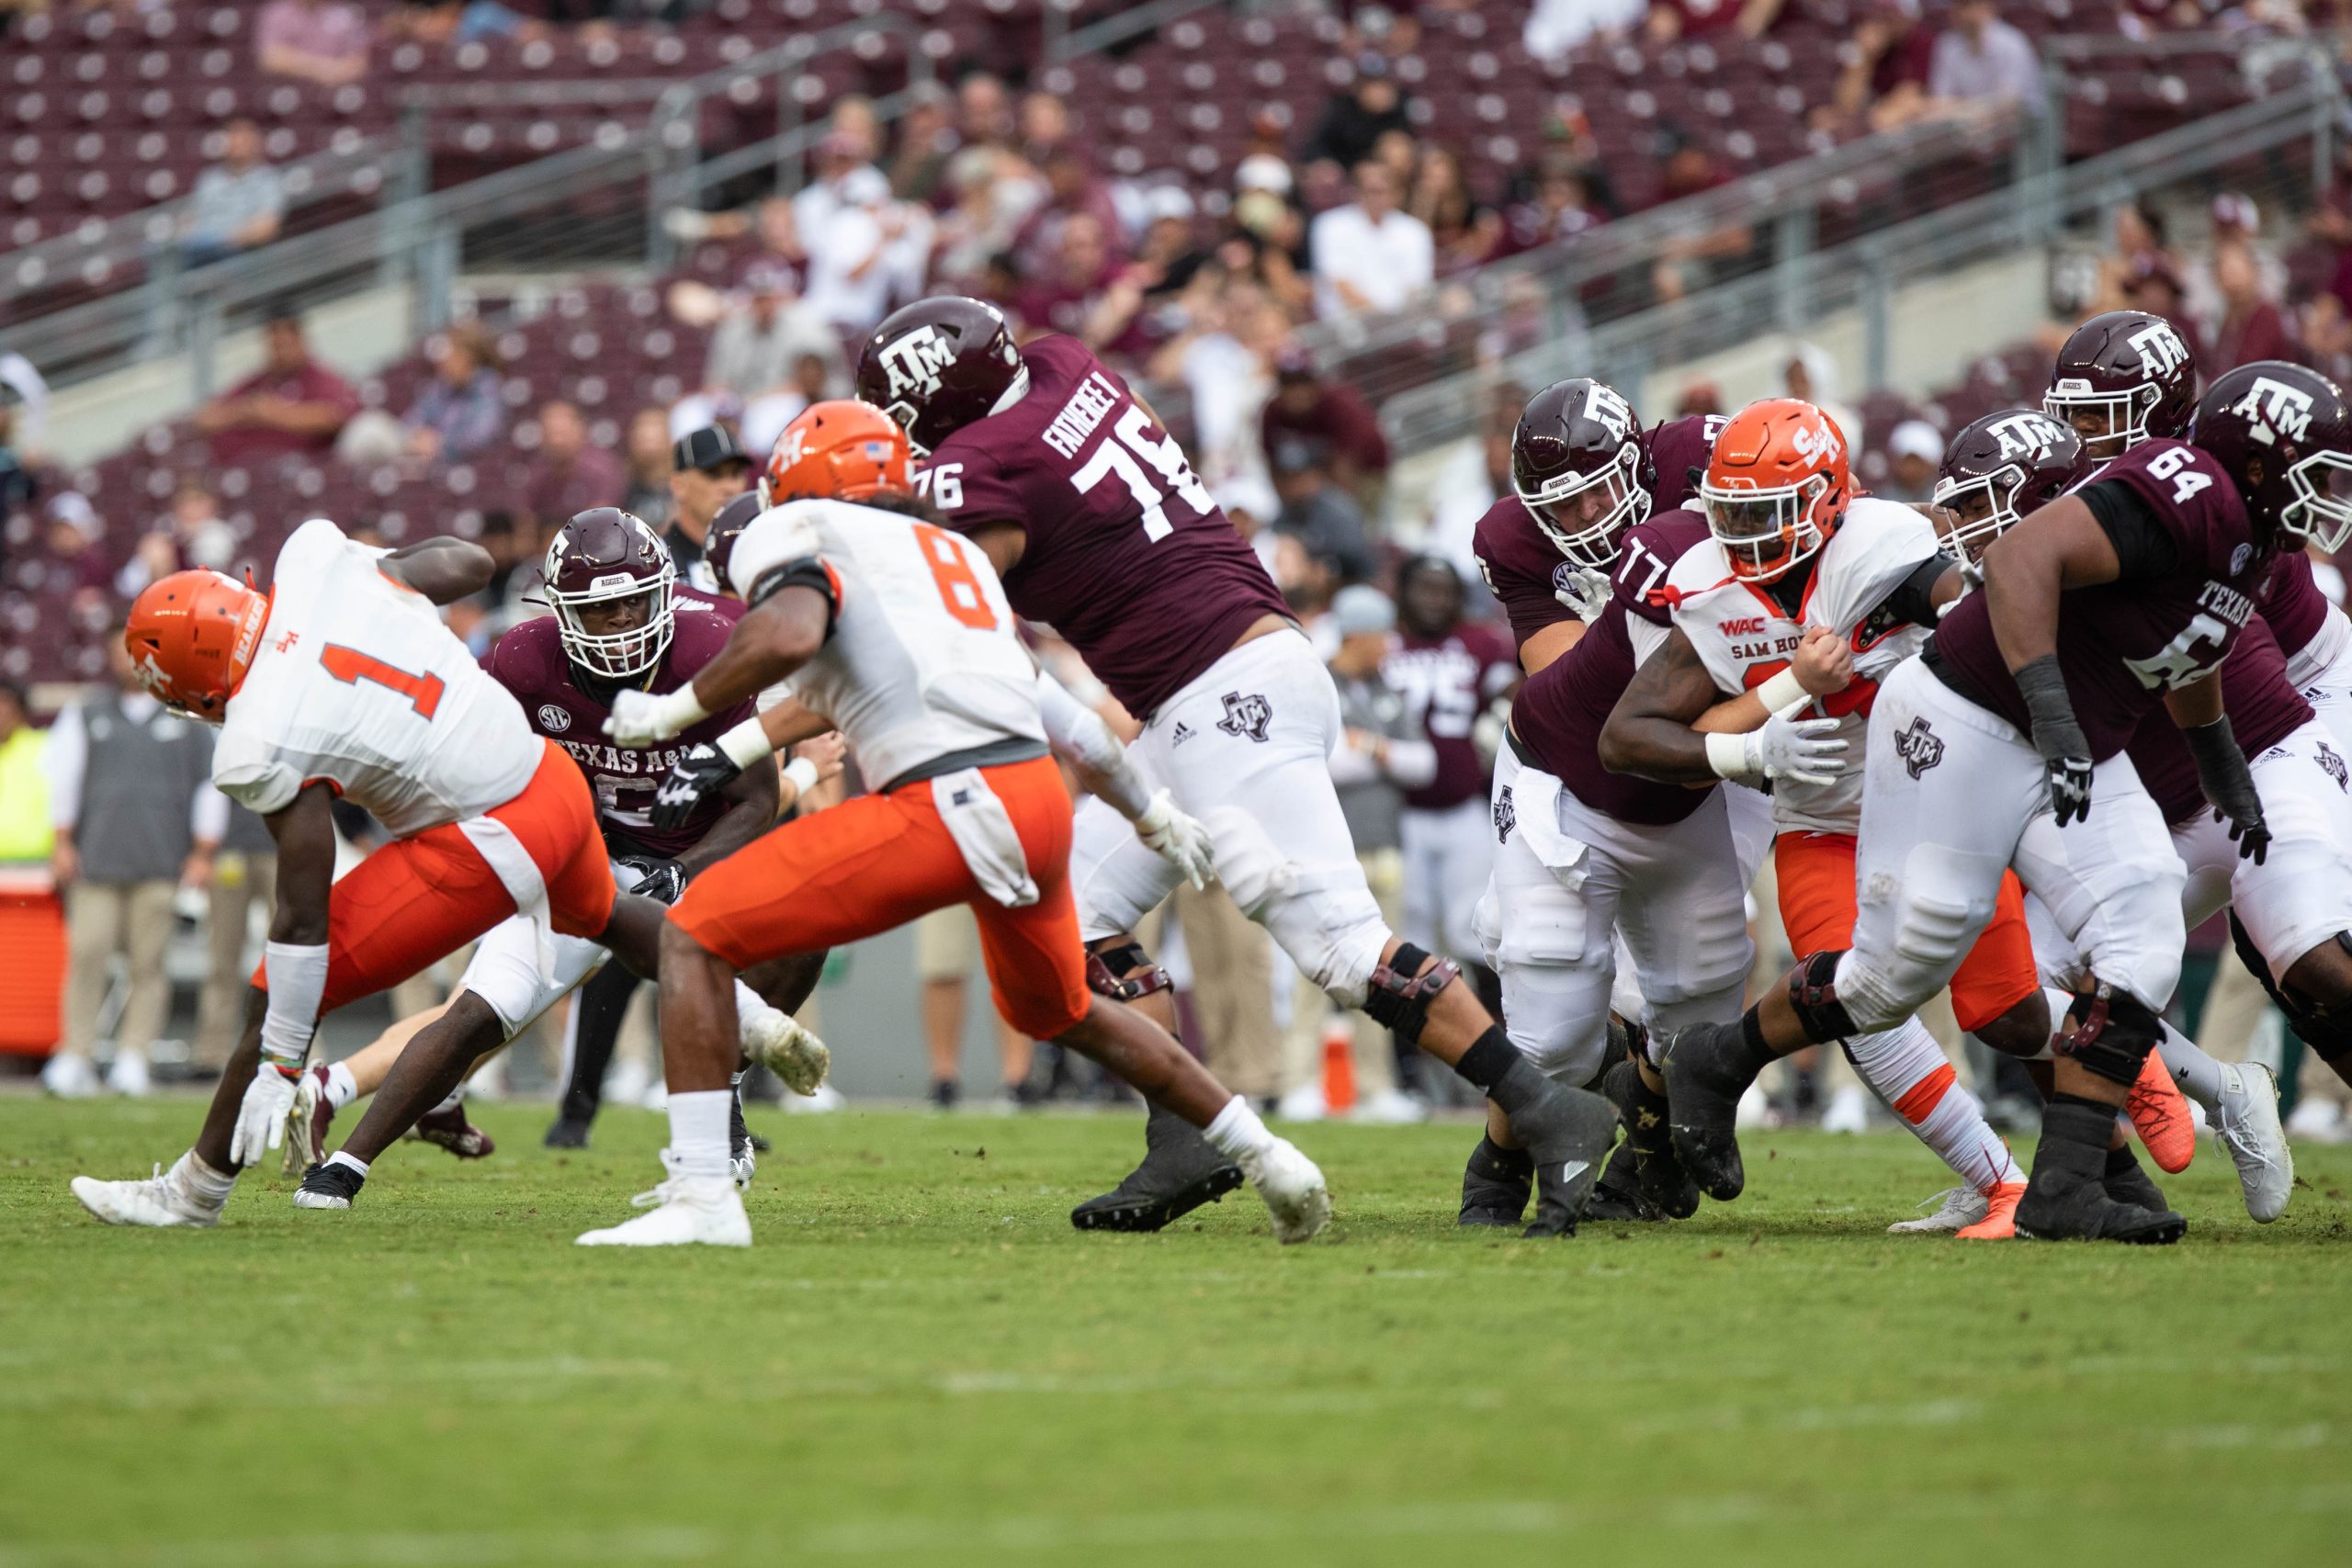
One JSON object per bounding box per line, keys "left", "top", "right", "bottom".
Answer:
{"left": 1558, "top": 1161, "right": 1589, "bottom": 1185}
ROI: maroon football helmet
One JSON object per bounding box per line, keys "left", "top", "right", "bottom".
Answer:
{"left": 702, "top": 489, "right": 764, "bottom": 598}
{"left": 1510, "top": 378, "right": 1656, "bottom": 569}
{"left": 542, "top": 507, "right": 675, "bottom": 679}
{"left": 2041, "top": 309, "right": 2198, "bottom": 459}
{"left": 2192, "top": 360, "right": 2352, "bottom": 551}
{"left": 1931, "top": 408, "right": 2089, "bottom": 561}
{"left": 854, "top": 296, "right": 1025, "bottom": 456}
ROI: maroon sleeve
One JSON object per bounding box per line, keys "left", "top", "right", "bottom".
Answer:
{"left": 922, "top": 434, "right": 1029, "bottom": 533}
{"left": 2095, "top": 439, "right": 2254, "bottom": 578}
{"left": 1472, "top": 497, "right": 1573, "bottom": 650}
{"left": 1612, "top": 508, "right": 1712, "bottom": 626}
{"left": 1645, "top": 417, "right": 1725, "bottom": 514}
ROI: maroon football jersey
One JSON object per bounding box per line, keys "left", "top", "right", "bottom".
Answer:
{"left": 1510, "top": 509, "right": 1714, "bottom": 825}
{"left": 1385, "top": 622, "right": 1517, "bottom": 810}
{"left": 2125, "top": 616, "right": 2312, "bottom": 826}
{"left": 1646, "top": 413, "right": 1726, "bottom": 515}
{"left": 482, "top": 592, "right": 756, "bottom": 859}
{"left": 2259, "top": 547, "right": 2331, "bottom": 662}
{"left": 1928, "top": 438, "right": 2266, "bottom": 761}
{"left": 923, "top": 334, "right": 1290, "bottom": 717}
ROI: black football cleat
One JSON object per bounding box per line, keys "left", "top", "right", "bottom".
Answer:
{"left": 1069, "top": 1100, "right": 1244, "bottom": 1232}
{"left": 1583, "top": 1141, "right": 1663, "bottom": 1224}
{"left": 1660, "top": 1021, "right": 1757, "bottom": 1201}
{"left": 293, "top": 1160, "right": 366, "bottom": 1211}
{"left": 2013, "top": 1108, "right": 2187, "bottom": 1245}
{"left": 412, "top": 1101, "right": 495, "bottom": 1159}
{"left": 2101, "top": 1145, "right": 2168, "bottom": 1213}
{"left": 543, "top": 1116, "right": 592, "bottom": 1149}
{"left": 1506, "top": 1076, "right": 1618, "bottom": 1238}
{"left": 1458, "top": 1134, "right": 1533, "bottom": 1227}
{"left": 1601, "top": 1057, "right": 1700, "bottom": 1219}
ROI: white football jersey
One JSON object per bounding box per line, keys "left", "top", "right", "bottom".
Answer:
{"left": 213, "top": 519, "right": 544, "bottom": 835}
{"left": 726, "top": 498, "right": 1045, "bottom": 790}
{"left": 1664, "top": 497, "right": 1944, "bottom": 836}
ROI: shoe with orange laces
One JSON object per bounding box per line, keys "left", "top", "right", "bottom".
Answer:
{"left": 2124, "top": 1051, "right": 2195, "bottom": 1174}
{"left": 1955, "top": 1181, "right": 2026, "bottom": 1240}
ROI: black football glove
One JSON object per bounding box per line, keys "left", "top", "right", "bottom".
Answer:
{"left": 650, "top": 742, "right": 741, "bottom": 832}
{"left": 2184, "top": 717, "right": 2270, "bottom": 864}
{"left": 615, "top": 854, "right": 687, "bottom": 905}
{"left": 2016, "top": 654, "right": 2095, "bottom": 827}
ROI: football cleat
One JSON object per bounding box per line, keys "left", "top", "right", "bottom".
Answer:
{"left": 105, "top": 1049, "right": 152, "bottom": 1099}
{"left": 1582, "top": 1143, "right": 1664, "bottom": 1224}
{"left": 1069, "top": 1100, "right": 1245, "bottom": 1233}
{"left": 1458, "top": 1134, "right": 1532, "bottom": 1227}
{"left": 1660, "top": 1021, "right": 1757, "bottom": 1201}
{"left": 543, "top": 1116, "right": 593, "bottom": 1149}
{"left": 1888, "top": 1186, "right": 1989, "bottom": 1235}
{"left": 1238, "top": 1138, "right": 1331, "bottom": 1245}
{"left": 71, "top": 1160, "right": 223, "bottom": 1228}
{"left": 1953, "top": 1182, "right": 2026, "bottom": 1240}
{"left": 576, "top": 1153, "right": 751, "bottom": 1247}
{"left": 2015, "top": 1167, "right": 2185, "bottom": 1245}
{"left": 293, "top": 1160, "right": 366, "bottom": 1211}
{"left": 742, "top": 1006, "right": 830, "bottom": 1098}
{"left": 409, "top": 1100, "right": 495, "bottom": 1160}
{"left": 2123, "top": 1050, "right": 2196, "bottom": 1174}
{"left": 284, "top": 1064, "right": 335, "bottom": 1176}
{"left": 42, "top": 1052, "right": 100, "bottom": 1100}
{"left": 2211, "top": 1062, "right": 2291, "bottom": 1223}
{"left": 2099, "top": 1145, "right": 2168, "bottom": 1214}
{"left": 1509, "top": 1077, "right": 1619, "bottom": 1238}
{"left": 1600, "top": 1057, "right": 1701, "bottom": 1219}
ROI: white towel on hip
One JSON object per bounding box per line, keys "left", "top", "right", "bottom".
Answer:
{"left": 458, "top": 814, "right": 557, "bottom": 980}
{"left": 931, "top": 768, "right": 1038, "bottom": 908}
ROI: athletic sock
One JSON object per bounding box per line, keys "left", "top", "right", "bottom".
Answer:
{"left": 428, "top": 1084, "right": 465, "bottom": 1117}
{"left": 1846, "top": 1021, "right": 2022, "bottom": 1191}
{"left": 322, "top": 1061, "right": 358, "bottom": 1110}
{"left": 175, "top": 1149, "right": 237, "bottom": 1205}
{"left": 1203, "top": 1095, "right": 1278, "bottom": 1161}
{"left": 1453, "top": 1026, "right": 1519, "bottom": 1093}
{"left": 2154, "top": 1021, "right": 2227, "bottom": 1110}
{"left": 732, "top": 982, "right": 780, "bottom": 1041}
{"left": 667, "top": 1089, "right": 733, "bottom": 1180}
{"left": 325, "top": 1150, "right": 369, "bottom": 1178}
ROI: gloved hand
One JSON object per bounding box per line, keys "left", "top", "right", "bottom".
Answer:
{"left": 1134, "top": 789, "right": 1215, "bottom": 890}
{"left": 229, "top": 1060, "right": 301, "bottom": 1168}
{"left": 616, "top": 854, "right": 688, "bottom": 905}
{"left": 605, "top": 685, "right": 705, "bottom": 749}
{"left": 2017, "top": 653, "right": 2094, "bottom": 827}
{"left": 2185, "top": 718, "right": 2271, "bottom": 863}
{"left": 1553, "top": 565, "right": 1612, "bottom": 621}
{"left": 650, "top": 743, "right": 741, "bottom": 831}
{"left": 1713, "top": 702, "right": 1847, "bottom": 786}
{"left": 2044, "top": 753, "right": 2096, "bottom": 828}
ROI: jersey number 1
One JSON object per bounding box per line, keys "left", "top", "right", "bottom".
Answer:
{"left": 321, "top": 644, "right": 445, "bottom": 720}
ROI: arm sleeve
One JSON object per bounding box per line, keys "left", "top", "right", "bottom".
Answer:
{"left": 1035, "top": 667, "right": 1153, "bottom": 818}
{"left": 1880, "top": 554, "right": 1952, "bottom": 628}
{"left": 43, "top": 705, "right": 85, "bottom": 831}
{"left": 192, "top": 784, "right": 230, "bottom": 844}
{"left": 2078, "top": 479, "right": 2179, "bottom": 582}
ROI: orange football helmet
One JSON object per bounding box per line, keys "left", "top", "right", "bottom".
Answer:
{"left": 1699, "top": 398, "right": 1852, "bottom": 582}
{"left": 760, "top": 399, "right": 913, "bottom": 506}
{"left": 123, "top": 569, "right": 270, "bottom": 722}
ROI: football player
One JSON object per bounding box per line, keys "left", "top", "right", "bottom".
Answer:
{"left": 591, "top": 400, "right": 1329, "bottom": 1247}
{"left": 1602, "top": 399, "right": 2057, "bottom": 1237}
{"left": 71, "top": 522, "right": 668, "bottom": 1227}
{"left": 284, "top": 508, "right": 837, "bottom": 1208}
{"left": 1660, "top": 364, "right": 2346, "bottom": 1243}
{"left": 854, "top": 298, "right": 1618, "bottom": 1237}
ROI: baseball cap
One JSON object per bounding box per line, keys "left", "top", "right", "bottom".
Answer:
{"left": 2211, "top": 192, "right": 2259, "bottom": 232}
{"left": 1331, "top": 584, "right": 1396, "bottom": 636}
{"left": 672, "top": 425, "right": 748, "bottom": 474}
{"left": 1887, "top": 419, "right": 1944, "bottom": 465}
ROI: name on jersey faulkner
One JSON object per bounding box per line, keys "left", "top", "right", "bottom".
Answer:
{"left": 552, "top": 736, "right": 695, "bottom": 774}
{"left": 1042, "top": 373, "right": 1125, "bottom": 459}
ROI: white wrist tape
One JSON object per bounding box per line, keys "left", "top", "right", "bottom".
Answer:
{"left": 656, "top": 684, "right": 712, "bottom": 736}
{"left": 1755, "top": 666, "right": 1808, "bottom": 713}
{"left": 781, "top": 757, "right": 820, "bottom": 798}
{"left": 717, "top": 716, "right": 775, "bottom": 771}
{"left": 257, "top": 940, "right": 330, "bottom": 1068}
{"left": 1704, "top": 730, "right": 1757, "bottom": 782}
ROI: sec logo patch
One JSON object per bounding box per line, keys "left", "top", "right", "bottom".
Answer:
{"left": 538, "top": 705, "right": 573, "bottom": 733}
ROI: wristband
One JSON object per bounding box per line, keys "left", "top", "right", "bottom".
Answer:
{"left": 781, "top": 756, "right": 820, "bottom": 798}
{"left": 655, "top": 684, "right": 712, "bottom": 737}
{"left": 2013, "top": 653, "right": 2089, "bottom": 762}
{"left": 1755, "top": 666, "right": 1808, "bottom": 713}
{"left": 257, "top": 939, "right": 330, "bottom": 1069}
{"left": 1703, "top": 730, "right": 1755, "bottom": 781}
{"left": 717, "top": 716, "right": 775, "bottom": 771}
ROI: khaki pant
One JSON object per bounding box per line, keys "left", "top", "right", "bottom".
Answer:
{"left": 1283, "top": 849, "right": 1402, "bottom": 1099}
{"left": 1173, "top": 881, "right": 1282, "bottom": 1099}
{"left": 62, "top": 880, "right": 178, "bottom": 1061}
{"left": 193, "top": 851, "right": 276, "bottom": 1072}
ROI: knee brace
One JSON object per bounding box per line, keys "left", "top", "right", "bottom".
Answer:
{"left": 1085, "top": 939, "right": 1171, "bottom": 1003}
{"left": 2232, "top": 914, "right": 2352, "bottom": 1066}
{"left": 1786, "top": 951, "right": 1858, "bottom": 1043}
{"left": 1362, "top": 942, "right": 1461, "bottom": 1045}
{"left": 2053, "top": 978, "right": 2164, "bottom": 1087}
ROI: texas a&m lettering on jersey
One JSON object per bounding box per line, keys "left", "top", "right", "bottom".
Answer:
{"left": 2125, "top": 616, "right": 2312, "bottom": 827}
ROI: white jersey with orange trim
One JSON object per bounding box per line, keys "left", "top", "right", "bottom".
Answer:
{"left": 725, "top": 498, "right": 1046, "bottom": 790}
{"left": 1663, "top": 497, "right": 1945, "bottom": 836}
{"left": 212, "top": 518, "right": 543, "bottom": 835}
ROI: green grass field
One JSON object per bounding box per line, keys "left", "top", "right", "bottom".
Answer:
{"left": 4, "top": 1099, "right": 2346, "bottom": 1567}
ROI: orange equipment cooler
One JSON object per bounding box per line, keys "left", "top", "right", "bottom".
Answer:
{"left": 0, "top": 868, "right": 65, "bottom": 1056}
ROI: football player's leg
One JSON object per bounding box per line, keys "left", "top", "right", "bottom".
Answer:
{"left": 550, "top": 959, "right": 638, "bottom": 1141}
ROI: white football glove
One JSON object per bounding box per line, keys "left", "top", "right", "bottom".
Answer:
{"left": 1709, "top": 701, "right": 1847, "bottom": 786}
{"left": 229, "top": 1062, "right": 301, "bottom": 1168}
{"left": 1134, "top": 789, "right": 1215, "bottom": 890}
{"left": 603, "top": 685, "right": 707, "bottom": 749}
{"left": 1553, "top": 565, "right": 1613, "bottom": 622}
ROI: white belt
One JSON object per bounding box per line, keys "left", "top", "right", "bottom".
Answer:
{"left": 932, "top": 768, "right": 1038, "bottom": 908}
{"left": 2288, "top": 601, "right": 2352, "bottom": 692}
{"left": 458, "top": 814, "right": 556, "bottom": 980}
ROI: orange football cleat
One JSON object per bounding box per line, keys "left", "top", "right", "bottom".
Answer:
{"left": 1955, "top": 1181, "right": 2025, "bottom": 1240}
{"left": 2125, "top": 1050, "right": 2196, "bottom": 1174}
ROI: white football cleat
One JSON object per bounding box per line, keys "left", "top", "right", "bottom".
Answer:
{"left": 782, "top": 1084, "right": 844, "bottom": 1114}
{"left": 1273, "top": 1083, "right": 1328, "bottom": 1122}
{"left": 604, "top": 1057, "right": 651, "bottom": 1108}
{"left": 1351, "top": 1089, "right": 1428, "bottom": 1125}
{"left": 1821, "top": 1084, "right": 1870, "bottom": 1134}
{"left": 105, "top": 1049, "right": 152, "bottom": 1098}
{"left": 1888, "top": 1187, "right": 1990, "bottom": 1234}
{"left": 72, "top": 1160, "right": 224, "bottom": 1228}
{"left": 2212, "top": 1063, "right": 2291, "bottom": 1223}
{"left": 1239, "top": 1138, "right": 1330, "bottom": 1244}
{"left": 576, "top": 1153, "right": 751, "bottom": 1247}
{"left": 42, "top": 1053, "right": 99, "bottom": 1100}
{"left": 742, "top": 1005, "right": 830, "bottom": 1098}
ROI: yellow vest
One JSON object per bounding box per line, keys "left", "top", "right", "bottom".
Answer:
{"left": 0, "top": 728, "right": 52, "bottom": 863}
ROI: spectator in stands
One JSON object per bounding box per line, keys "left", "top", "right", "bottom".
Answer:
{"left": 1782, "top": 342, "right": 1863, "bottom": 454}
{"left": 1271, "top": 435, "right": 1375, "bottom": 586}
{"left": 1309, "top": 160, "right": 1433, "bottom": 320}
{"left": 887, "top": 84, "right": 956, "bottom": 203}
{"left": 1013, "top": 211, "right": 1115, "bottom": 340}
{"left": 689, "top": 264, "right": 837, "bottom": 418}
{"left": 521, "top": 400, "right": 623, "bottom": 534}
{"left": 2121, "top": 253, "right": 2204, "bottom": 365}
{"left": 1019, "top": 90, "right": 1075, "bottom": 166}
{"left": 1013, "top": 147, "right": 1124, "bottom": 279}
{"left": 1646, "top": 0, "right": 1789, "bottom": 45}
{"left": 2207, "top": 245, "right": 2296, "bottom": 371}
{"left": 1818, "top": 1, "right": 1938, "bottom": 134}
{"left": 181, "top": 119, "right": 286, "bottom": 269}
{"left": 256, "top": 0, "right": 371, "bottom": 88}
{"left": 42, "top": 493, "right": 109, "bottom": 612}
{"left": 663, "top": 425, "right": 751, "bottom": 594}
{"left": 741, "top": 353, "right": 834, "bottom": 467}
{"left": 1302, "top": 53, "right": 1412, "bottom": 175}
{"left": 401, "top": 323, "right": 505, "bottom": 465}
{"left": 1, "top": 348, "right": 49, "bottom": 460}
{"left": 114, "top": 530, "right": 181, "bottom": 602}
{"left": 2189, "top": 193, "right": 2287, "bottom": 326}
{"left": 1882, "top": 419, "right": 1945, "bottom": 504}
{"left": 0, "top": 391, "right": 37, "bottom": 565}
{"left": 1408, "top": 145, "right": 1501, "bottom": 273}
{"left": 1150, "top": 279, "right": 1284, "bottom": 491}
{"left": 42, "top": 629, "right": 222, "bottom": 1100}
{"left": 799, "top": 166, "right": 902, "bottom": 337}
{"left": 166, "top": 481, "right": 237, "bottom": 573}
{"left": 1262, "top": 348, "right": 1390, "bottom": 504}
{"left": 1926, "top": 0, "right": 2041, "bottom": 114}
{"left": 476, "top": 509, "right": 539, "bottom": 625}
{"left": 793, "top": 132, "right": 886, "bottom": 243}
{"left": 1498, "top": 157, "right": 1607, "bottom": 258}
{"left": 193, "top": 308, "right": 358, "bottom": 467}
{"left": 956, "top": 71, "right": 1014, "bottom": 152}
{"left": 1523, "top": 0, "right": 1647, "bottom": 62}
{"left": 622, "top": 407, "right": 673, "bottom": 528}
{"left": 386, "top": 1, "right": 541, "bottom": 47}
{"left": 2095, "top": 199, "right": 2179, "bottom": 314}
{"left": 1649, "top": 131, "right": 1753, "bottom": 300}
